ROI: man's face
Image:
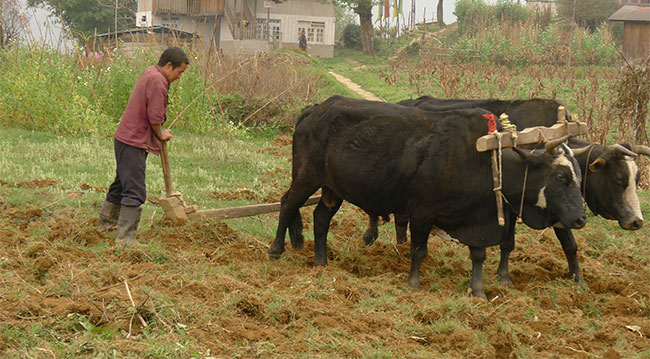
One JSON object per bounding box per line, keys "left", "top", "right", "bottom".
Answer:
{"left": 161, "top": 61, "right": 188, "bottom": 84}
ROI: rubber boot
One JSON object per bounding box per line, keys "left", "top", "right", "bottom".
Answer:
{"left": 98, "top": 200, "right": 121, "bottom": 230}
{"left": 115, "top": 206, "right": 142, "bottom": 244}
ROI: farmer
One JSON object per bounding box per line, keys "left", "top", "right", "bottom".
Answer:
{"left": 98, "top": 47, "right": 190, "bottom": 243}
{"left": 298, "top": 30, "right": 307, "bottom": 53}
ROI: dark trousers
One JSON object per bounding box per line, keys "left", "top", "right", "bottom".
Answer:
{"left": 106, "top": 139, "right": 148, "bottom": 207}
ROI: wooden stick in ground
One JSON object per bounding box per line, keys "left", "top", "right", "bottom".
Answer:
{"left": 160, "top": 141, "right": 173, "bottom": 196}
{"left": 491, "top": 150, "right": 505, "bottom": 226}
{"left": 123, "top": 279, "right": 148, "bottom": 328}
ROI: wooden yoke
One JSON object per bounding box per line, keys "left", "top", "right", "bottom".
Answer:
{"left": 476, "top": 121, "right": 587, "bottom": 152}
{"left": 476, "top": 110, "right": 589, "bottom": 227}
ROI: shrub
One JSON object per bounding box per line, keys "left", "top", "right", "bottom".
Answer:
{"left": 0, "top": 45, "right": 322, "bottom": 136}
{"left": 455, "top": 0, "right": 531, "bottom": 36}
{"left": 556, "top": 0, "right": 620, "bottom": 32}
{"left": 342, "top": 24, "right": 362, "bottom": 50}
{"left": 450, "top": 20, "right": 617, "bottom": 66}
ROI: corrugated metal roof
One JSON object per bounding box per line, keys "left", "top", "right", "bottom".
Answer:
{"left": 608, "top": 5, "right": 650, "bottom": 22}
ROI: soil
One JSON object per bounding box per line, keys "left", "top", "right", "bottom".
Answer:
{"left": 1, "top": 174, "right": 649, "bottom": 357}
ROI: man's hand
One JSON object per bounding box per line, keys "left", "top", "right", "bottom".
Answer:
{"left": 151, "top": 123, "right": 172, "bottom": 141}
{"left": 160, "top": 129, "right": 172, "bottom": 141}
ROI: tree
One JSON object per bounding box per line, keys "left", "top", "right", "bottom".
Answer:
{"left": 336, "top": 0, "right": 375, "bottom": 56}
{"left": 342, "top": 23, "right": 362, "bottom": 49}
{"left": 335, "top": 2, "right": 358, "bottom": 42}
{"left": 437, "top": 0, "right": 444, "bottom": 26}
{"left": 1, "top": 0, "right": 26, "bottom": 47}
{"left": 557, "top": 0, "right": 619, "bottom": 32}
{"left": 26, "top": 0, "right": 136, "bottom": 40}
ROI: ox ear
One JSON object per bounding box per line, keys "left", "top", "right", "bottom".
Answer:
{"left": 589, "top": 158, "right": 606, "bottom": 172}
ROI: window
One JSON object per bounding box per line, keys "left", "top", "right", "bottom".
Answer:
{"left": 298, "top": 21, "right": 326, "bottom": 44}
{"left": 256, "top": 18, "right": 281, "bottom": 40}
{"left": 162, "top": 17, "right": 179, "bottom": 29}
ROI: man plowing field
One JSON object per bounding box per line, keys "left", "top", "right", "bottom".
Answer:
{"left": 97, "top": 47, "right": 190, "bottom": 244}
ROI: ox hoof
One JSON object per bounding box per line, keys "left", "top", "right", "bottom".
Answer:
{"left": 572, "top": 274, "right": 588, "bottom": 288}
{"left": 472, "top": 290, "right": 488, "bottom": 300}
{"left": 497, "top": 274, "right": 513, "bottom": 287}
{"left": 290, "top": 235, "right": 305, "bottom": 250}
{"left": 362, "top": 232, "right": 378, "bottom": 246}
{"left": 313, "top": 258, "right": 328, "bottom": 267}
{"left": 267, "top": 248, "right": 284, "bottom": 260}
{"left": 407, "top": 279, "right": 421, "bottom": 291}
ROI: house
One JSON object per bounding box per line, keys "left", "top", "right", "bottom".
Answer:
{"left": 525, "top": 0, "right": 557, "bottom": 14}
{"left": 135, "top": 0, "right": 335, "bottom": 57}
{"left": 608, "top": 4, "right": 650, "bottom": 62}
{"left": 618, "top": 0, "right": 650, "bottom": 4}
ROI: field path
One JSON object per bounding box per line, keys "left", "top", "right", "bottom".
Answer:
{"left": 327, "top": 71, "right": 384, "bottom": 102}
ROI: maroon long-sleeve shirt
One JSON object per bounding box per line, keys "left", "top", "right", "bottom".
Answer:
{"left": 114, "top": 65, "right": 169, "bottom": 155}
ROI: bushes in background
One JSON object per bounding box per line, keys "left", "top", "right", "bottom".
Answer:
{"left": 0, "top": 45, "right": 322, "bottom": 136}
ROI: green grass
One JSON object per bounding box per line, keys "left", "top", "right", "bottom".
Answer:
{"left": 1, "top": 124, "right": 650, "bottom": 357}
{"left": 0, "top": 33, "right": 649, "bottom": 358}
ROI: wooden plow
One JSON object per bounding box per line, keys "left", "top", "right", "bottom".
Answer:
{"left": 475, "top": 106, "right": 588, "bottom": 226}
{"left": 157, "top": 140, "right": 321, "bottom": 222}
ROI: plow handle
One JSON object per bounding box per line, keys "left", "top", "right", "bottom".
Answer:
{"left": 161, "top": 141, "right": 173, "bottom": 196}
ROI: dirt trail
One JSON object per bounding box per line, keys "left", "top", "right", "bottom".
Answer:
{"left": 328, "top": 71, "right": 384, "bottom": 101}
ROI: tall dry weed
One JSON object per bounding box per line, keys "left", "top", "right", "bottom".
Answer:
{"left": 193, "top": 50, "right": 321, "bottom": 128}
{"left": 612, "top": 55, "right": 650, "bottom": 188}
{"left": 614, "top": 55, "right": 650, "bottom": 146}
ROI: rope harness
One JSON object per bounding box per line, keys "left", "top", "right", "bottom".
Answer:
{"left": 485, "top": 113, "right": 521, "bottom": 226}
{"left": 582, "top": 145, "right": 596, "bottom": 210}
{"left": 517, "top": 166, "right": 529, "bottom": 224}
{"left": 495, "top": 114, "right": 518, "bottom": 193}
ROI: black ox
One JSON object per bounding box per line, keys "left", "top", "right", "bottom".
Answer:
{"left": 373, "top": 96, "right": 649, "bottom": 285}
{"left": 269, "top": 96, "right": 586, "bottom": 298}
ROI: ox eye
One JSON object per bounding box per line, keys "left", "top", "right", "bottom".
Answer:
{"left": 556, "top": 173, "right": 570, "bottom": 185}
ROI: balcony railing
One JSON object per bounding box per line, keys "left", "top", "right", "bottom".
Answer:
{"left": 152, "top": 0, "right": 223, "bottom": 16}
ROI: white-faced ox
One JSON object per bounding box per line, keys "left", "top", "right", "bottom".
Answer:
{"left": 268, "top": 96, "right": 586, "bottom": 299}
{"left": 391, "top": 96, "right": 648, "bottom": 285}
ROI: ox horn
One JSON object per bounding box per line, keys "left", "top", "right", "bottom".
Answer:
{"left": 631, "top": 145, "right": 650, "bottom": 157}
{"left": 571, "top": 144, "right": 595, "bottom": 157}
{"left": 545, "top": 135, "right": 570, "bottom": 155}
{"left": 612, "top": 144, "right": 638, "bottom": 158}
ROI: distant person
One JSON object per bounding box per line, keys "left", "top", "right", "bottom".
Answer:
{"left": 298, "top": 30, "right": 307, "bottom": 53}
{"left": 98, "top": 47, "right": 190, "bottom": 244}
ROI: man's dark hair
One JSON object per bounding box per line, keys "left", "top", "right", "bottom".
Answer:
{"left": 158, "top": 47, "right": 190, "bottom": 68}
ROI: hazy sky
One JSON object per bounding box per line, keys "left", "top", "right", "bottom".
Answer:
{"left": 20, "top": 0, "right": 72, "bottom": 50}
{"left": 372, "top": 0, "right": 460, "bottom": 26}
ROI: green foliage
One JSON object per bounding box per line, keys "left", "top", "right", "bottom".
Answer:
{"left": 0, "top": 46, "right": 114, "bottom": 135}
{"left": 335, "top": 2, "right": 358, "bottom": 42}
{"left": 455, "top": 0, "right": 531, "bottom": 36}
{"left": 342, "top": 24, "right": 362, "bottom": 50}
{"left": 27, "top": 0, "right": 136, "bottom": 40}
{"left": 451, "top": 21, "right": 617, "bottom": 66}
{"left": 556, "top": 0, "right": 620, "bottom": 32}
{"left": 0, "top": 45, "right": 327, "bottom": 137}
